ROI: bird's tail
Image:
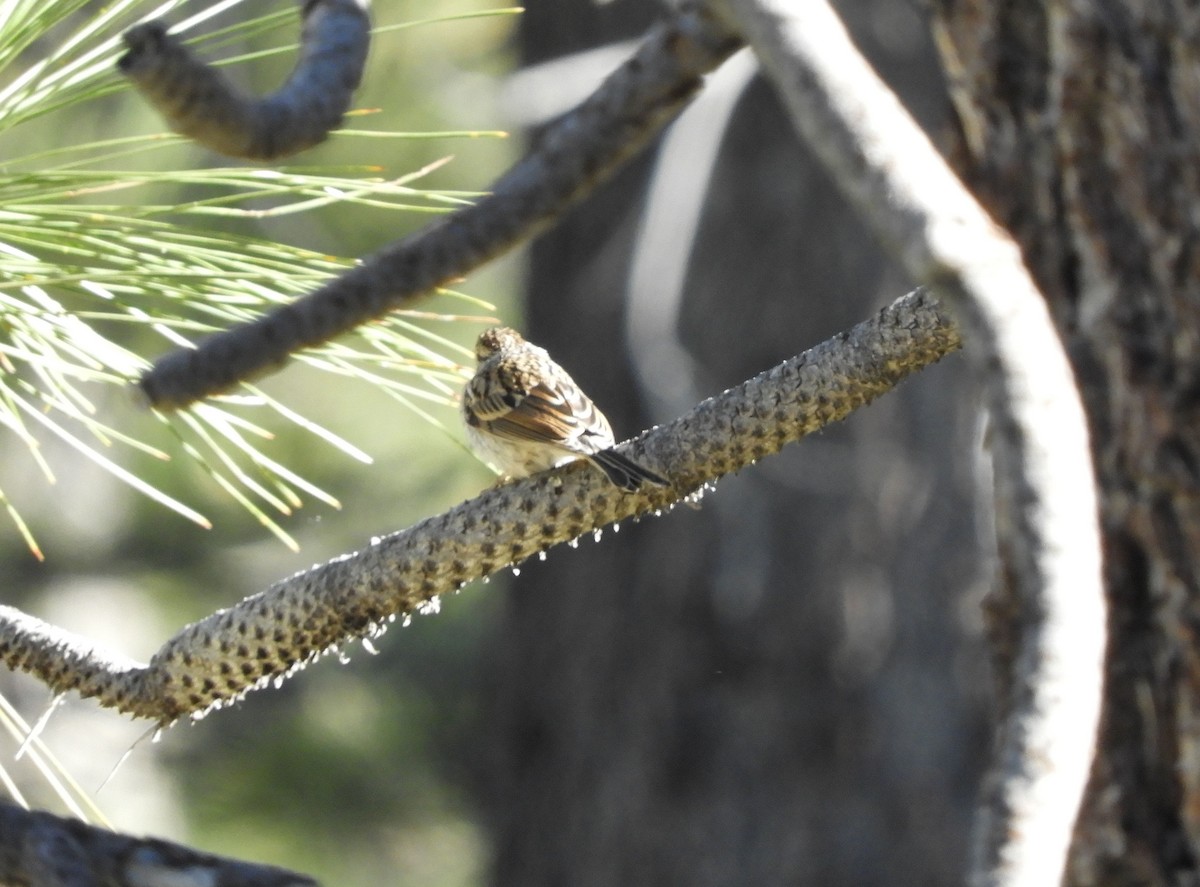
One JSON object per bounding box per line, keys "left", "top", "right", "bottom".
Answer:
{"left": 588, "top": 449, "right": 669, "bottom": 492}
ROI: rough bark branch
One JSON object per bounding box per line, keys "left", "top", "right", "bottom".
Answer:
{"left": 0, "top": 801, "right": 316, "bottom": 887}
{"left": 119, "top": 0, "right": 371, "bottom": 161}
{"left": 3, "top": 289, "right": 957, "bottom": 726}
{"left": 136, "top": 3, "right": 743, "bottom": 410}
{"left": 712, "top": 2, "right": 1105, "bottom": 886}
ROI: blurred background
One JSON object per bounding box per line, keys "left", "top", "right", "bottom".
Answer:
{"left": 0, "top": 1, "right": 993, "bottom": 885}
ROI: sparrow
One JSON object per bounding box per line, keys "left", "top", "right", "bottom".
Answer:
{"left": 461, "top": 326, "right": 669, "bottom": 492}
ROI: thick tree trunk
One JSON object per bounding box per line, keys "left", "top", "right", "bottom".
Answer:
{"left": 479, "top": 3, "right": 991, "bottom": 884}
{"left": 930, "top": 0, "right": 1200, "bottom": 882}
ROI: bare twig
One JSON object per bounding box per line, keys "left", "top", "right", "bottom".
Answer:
{"left": 136, "top": 3, "right": 744, "bottom": 410}
{"left": 713, "top": 2, "right": 1105, "bottom": 886}
{"left": 119, "top": 0, "right": 371, "bottom": 161}
{"left": 5, "top": 289, "right": 958, "bottom": 725}
{"left": 0, "top": 801, "right": 316, "bottom": 887}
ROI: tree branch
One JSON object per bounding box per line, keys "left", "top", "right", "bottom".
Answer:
{"left": 0, "top": 801, "right": 316, "bottom": 887}
{"left": 4, "top": 289, "right": 958, "bottom": 725}
{"left": 119, "top": 0, "right": 371, "bottom": 161}
{"left": 136, "top": 3, "right": 744, "bottom": 410}
{"left": 713, "top": 2, "right": 1106, "bottom": 886}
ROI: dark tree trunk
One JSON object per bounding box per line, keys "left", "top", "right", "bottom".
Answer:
{"left": 478, "top": 3, "right": 991, "bottom": 884}
{"left": 930, "top": 1, "right": 1200, "bottom": 883}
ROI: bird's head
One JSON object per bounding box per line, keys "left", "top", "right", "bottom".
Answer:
{"left": 475, "top": 326, "right": 526, "bottom": 362}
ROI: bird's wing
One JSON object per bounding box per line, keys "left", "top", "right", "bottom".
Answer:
{"left": 478, "top": 377, "right": 614, "bottom": 454}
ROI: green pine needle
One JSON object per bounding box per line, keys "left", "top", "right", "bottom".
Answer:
{"left": 0, "top": 0, "right": 511, "bottom": 559}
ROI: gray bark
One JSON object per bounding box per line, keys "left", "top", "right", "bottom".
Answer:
{"left": 482, "top": 3, "right": 991, "bottom": 884}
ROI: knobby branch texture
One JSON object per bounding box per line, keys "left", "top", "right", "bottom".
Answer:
{"left": 119, "top": 0, "right": 370, "bottom": 161}
{"left": 0, "top": 801, "right": 316, "bottom": 887}
{"left": 716, "top": 3, "right": 1106, "bottom": 887}
{"left": 2, "top": 290, "right": 959, "bottom": 726}
{"left": 136, "top": 3, "right": 744, "bottom": 409}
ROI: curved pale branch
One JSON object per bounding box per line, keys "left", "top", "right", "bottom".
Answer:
{"left": 119, "top": 0, "right": 371, "bottom": 161}
{"left": 714, "top": 2, "right": 1106, "bottom": 887}
{"left": 2, "top": 289, "right": 958, "bottom": 725}
{"left": 136, "top": 4, "right": 744, "bottom": 410}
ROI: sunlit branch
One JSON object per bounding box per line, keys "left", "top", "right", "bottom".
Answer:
{"left": 714, "top": 3, "right": 1106, "bottom": 887}
{"left": 4, "top": 289, "right": 958, "bottom": 725}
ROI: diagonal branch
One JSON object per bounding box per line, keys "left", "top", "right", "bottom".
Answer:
{"left": 713, "top": 2, "right": 1106, "bottom": 887}
{"left": 136, "top": 3, "right": 744, "bottom": 410}
{"left": 0, "top": 801, "right": 316, "bottom": 887}
{"left": 4, "top": 289, "right": 959, "bottom": 726}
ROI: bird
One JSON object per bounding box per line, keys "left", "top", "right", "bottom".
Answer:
{"left": 461, "top": 326, "right": 669, "bottom": 492}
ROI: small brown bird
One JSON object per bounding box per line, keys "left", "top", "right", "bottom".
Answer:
{"left": 461, "top": 326, "right": 668, "bottom": 492}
